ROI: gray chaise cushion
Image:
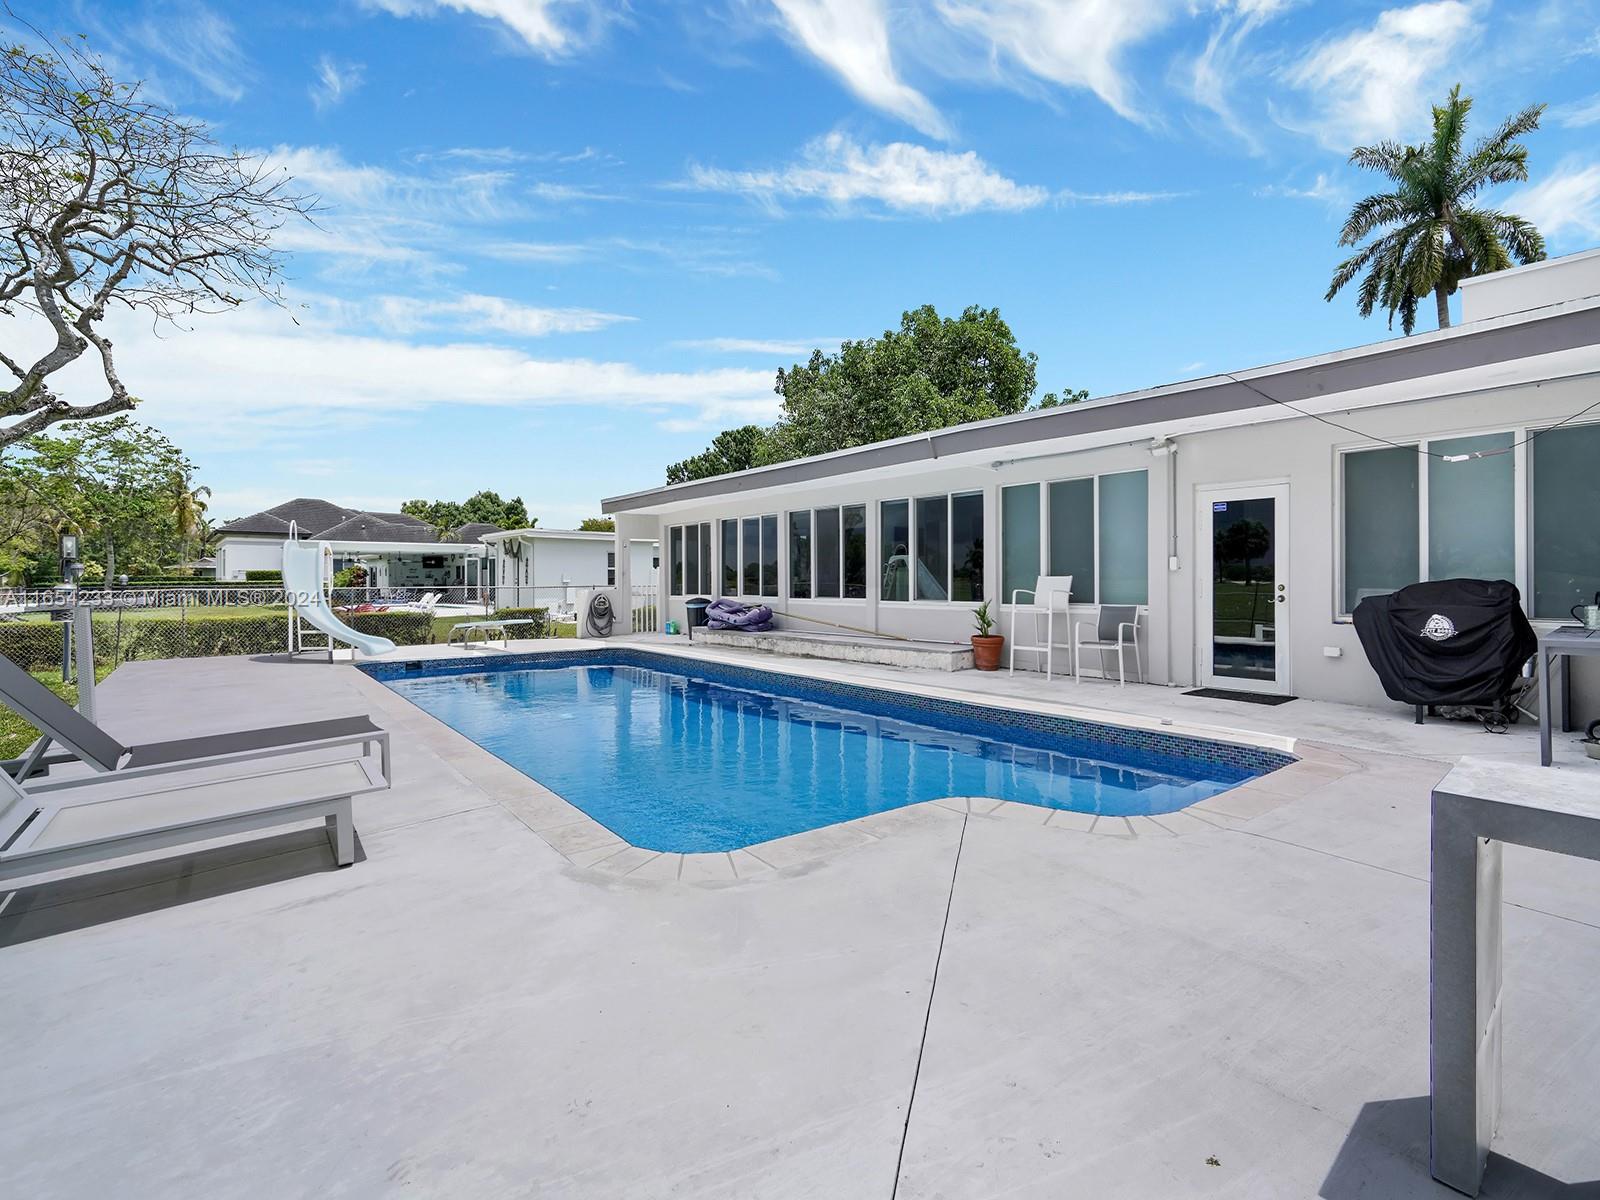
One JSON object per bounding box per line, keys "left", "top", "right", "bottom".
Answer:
{"left": 122, "top": 715, "right": 383, "bottom": 768}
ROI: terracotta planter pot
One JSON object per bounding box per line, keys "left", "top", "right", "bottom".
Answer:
{"left": 971, "top": 634, "right": 1004, "bottom": 671}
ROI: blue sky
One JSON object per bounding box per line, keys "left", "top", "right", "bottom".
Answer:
{"left": 40, "top": 0, "right": 1600, "bottom": 525}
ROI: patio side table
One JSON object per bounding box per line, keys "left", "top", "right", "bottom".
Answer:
{"left": 1537, "top": 625, "right": 1600, "bottom": 766}
{"left": 1430, "top": 759, "right": 1600, "bottom": 1196}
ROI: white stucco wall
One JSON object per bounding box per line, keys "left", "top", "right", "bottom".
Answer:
{"left": 636, "top": 377, "right": 1599, "bottom": 720}
{"left": 214, "top": 537, "right": 284, "bottom": 580}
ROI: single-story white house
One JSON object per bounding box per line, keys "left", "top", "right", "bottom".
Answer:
{"left": 602, "top": 247, "right": 1600, "bottom": 720}
{"left": 484, "top": 528, "right": 657, "bottom": 613}
{"left": 212, "top": 499, "right": 493, "bottom": 592}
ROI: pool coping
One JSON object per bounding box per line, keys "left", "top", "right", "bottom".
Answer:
{"left": 348, "top": 643, "right": 1356, "bottom": 883}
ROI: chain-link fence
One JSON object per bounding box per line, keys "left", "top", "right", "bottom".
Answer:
{"left": 0, "top": 584, "right": 606, "bottom": 673}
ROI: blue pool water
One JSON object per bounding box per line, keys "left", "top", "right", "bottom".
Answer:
{"left": 368, "top": 651, "right": 1291, "bottom": 854}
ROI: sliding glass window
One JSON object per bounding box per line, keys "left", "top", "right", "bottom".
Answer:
{"left": 741, "top": 518, "right": 760, "bottom": 595}
{"left": 789, "top": 511, "right": 812, "bottom": 599}
{"left": 950, "top": 492, "right": 984, "bottom": 602}
{"left": 1098, "top": 471, "right": 1148, "bottom": 605}
{"left": 1429, "top": 433, "right": 1514, "bottom": 583}
{"left": 999, "top": 470, "right": 1148, "bottom": 607}
{"left": 881, "top": 500, "right": 910, "bottom": 602}
{"left": 760, "top": 514, "right": 779, "bottom": 597}
{"left": 667, "top": 523, "right": 711, "bottom": 596}
{"left": 842, "top": 504, "right": 867, "bottom": 598}
{"left": 1342, "top": 447, "right": 1419, "bottom": 613}
{"left": 1337, "top": 432, "right": 1522, "bottom": 616}
{"left": 1532, "top": 421, "right": 1600, "bottom": 619}
{"left": 1000, "top": 484, "right": 1040, "bottom": 603}
{"left": 914, "top": 497, "right": 950, "bottom": 601}
{"left": 815, "top": 507, "right": 841, "bottom": 598}
{"left": 1047, "top": 478, "right": 1094, "bottom": 602}
{"left": 721, "top": 519, "right": 738, "bottom": 595}
{"left": 684, "top": 522, "right": 700, "bottom": 598}
{"left": 881, "top": 492, "right": 983, "bottom": 603}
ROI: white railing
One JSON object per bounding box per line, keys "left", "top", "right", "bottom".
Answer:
{"left": 631, "top": 581, "right": 660, "bottom": 633}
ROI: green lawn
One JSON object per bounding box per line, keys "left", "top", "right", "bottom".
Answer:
{"left": 1211, "top": 579, "right": 1275, "bottom": 638}
{"left": 0, "top": 667, "right": 113, "bottom": 759}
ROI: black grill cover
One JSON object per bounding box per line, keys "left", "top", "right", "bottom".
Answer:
{"left": 1352, "top": 579, "right": 1536, "bottom": 706}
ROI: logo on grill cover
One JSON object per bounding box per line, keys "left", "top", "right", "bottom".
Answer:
{"left": 1421, "top": 613, "right": 1458, "bottom": 642}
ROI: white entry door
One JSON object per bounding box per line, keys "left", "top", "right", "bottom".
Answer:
{"left": 1196, "top": 483, "right": 1290, "bottom": 693}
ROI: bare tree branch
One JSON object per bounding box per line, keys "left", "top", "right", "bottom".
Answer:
{"left": 0, "top": 18, "right": 317, "bottom": 449}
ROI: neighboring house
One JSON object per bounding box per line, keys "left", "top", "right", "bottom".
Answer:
{"left": 484, "top": 528, "right": 657, "bottom": 613}
{"left": 603, "top": 247, "right": 1600, "bottom": 718}
{"left": 213, "top": 498, "right": 495, "bottom": 591}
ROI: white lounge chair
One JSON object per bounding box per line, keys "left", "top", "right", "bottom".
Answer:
{"left": 1073, "top": 604, "right": 1144, "bottom": 686}
{"left": 0, "top": 656, "right": 390, "bottom": 885}
{"left": 1007, "top": 575, "right": 1075, "bottom": 680}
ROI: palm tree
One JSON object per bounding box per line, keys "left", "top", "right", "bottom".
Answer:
{"left": 169, "top": 476, "right": 211, "bottom": 566}
{"left": 1326, "top": 85, "right": 1546, "bottom": 334}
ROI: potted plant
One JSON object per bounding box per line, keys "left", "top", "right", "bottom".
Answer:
{"left": 971, "top": 599, "right": 1004, "bottom": 671}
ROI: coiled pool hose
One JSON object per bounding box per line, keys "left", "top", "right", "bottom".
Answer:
{"left": 583, "top": 592, "right": 615, "bottom": 639}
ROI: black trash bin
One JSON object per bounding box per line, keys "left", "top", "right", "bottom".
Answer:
{"left": 684, "top": 597, "right": 711, "bottom": 638}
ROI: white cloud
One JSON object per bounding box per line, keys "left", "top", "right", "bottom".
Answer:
{"left": 358, "top": 0, "right": 615, "bottom": 56}
{"left": 481, "top": 235, "right": 776, "bottom": 279}
{"left": 934, "top": 0, "right": 1181, "bottom": 124}
{"left": 65, "top": 305, "right": 780, "bottom": 449}
{"left": 1280, "top": 1, "right": 1483, "bottom": 150}
{"left": 1508, "top": 159, "right": 1600, "bottom": 244}
{"left": 310, "top": 55, "right": 365, "bottom": 111}
{"left": 686, "top": 132, "right": 1048, "bottom": 215}
{"left": 1551, "top": 92, "right": 1600, "bottom": 128}
{"left": 122, "top": 1, "right": 252, "bottom": 102}
{"left": 361, "top": 293, "right": 634, "bottom": 337}
{"left": 1188, "top": 0, "right": 1295, "bottom": 144}
{"left": 1256, "top": 172, "right": 1348, "bottom": 205}
{"left": 768, "top": 0, "right": 948, "bottom": 138}
{"left": 262, "top": 144, "right": 525, "bottom": 271}
{"left": 1056, "top": 188, "right": 1181, "bottom": 205}
{"left": 676, "top": 337, "right": 834, "bottom": 356}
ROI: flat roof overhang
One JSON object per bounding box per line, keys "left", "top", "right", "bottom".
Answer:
{"left": 603, "top": 297, "right": 1600, "bottom": 517}
{"left": 327, "top": 541, "right": 486, "bottom": 556}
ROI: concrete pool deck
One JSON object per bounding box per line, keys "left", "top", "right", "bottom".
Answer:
{"left": 3, "top": 642, "right": 1598, "bottom": 1197}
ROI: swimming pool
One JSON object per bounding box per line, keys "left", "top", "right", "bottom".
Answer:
{"left": 364, "top": 650, "right": 1293, "bottom": 854}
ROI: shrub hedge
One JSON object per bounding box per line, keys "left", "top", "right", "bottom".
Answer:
{"left": 341, "top": 609, "right": 435, "bottom": 646}
{"left": 0, "top": 602, "right": 442, "bottom": 674}
{"left": 489, "top": 606, "right": 551, "bottom": 637}
{"left": 244, "top": 570, "right": 284, "bottom": 583}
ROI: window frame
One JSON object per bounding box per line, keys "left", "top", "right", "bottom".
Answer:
{"left": 998, "top": 469, "right": 1150, "bottom": 609}
{"left": 880, "top": 489, "right": 986, "bottom": 606}
{"left": 789, "top": 502, "right": 865, "bottom": 602}
{"left": 734, "top": 514, "right": 779, "bottom": 599}
{"left": 1333, "top": 422, "right": 1539, "bottom": 621}
{"left": 666, "top": 522, "right": 711, "bottom": 598}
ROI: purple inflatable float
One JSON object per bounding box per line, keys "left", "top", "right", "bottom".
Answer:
{"left": 704, "top": 597, "right": 775, "bottom": 632}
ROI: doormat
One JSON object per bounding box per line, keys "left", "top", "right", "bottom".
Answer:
{"left": 1183, "top": 688, "right": 1297, "bottom": 706}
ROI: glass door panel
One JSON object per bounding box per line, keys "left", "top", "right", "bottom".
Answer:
{"left": 1208, "top": 494, "right": 1281, "bottom": 686}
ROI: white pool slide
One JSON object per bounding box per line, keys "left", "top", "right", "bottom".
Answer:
{"left": 282, "top": 529, "right": 396, "bottom": 657}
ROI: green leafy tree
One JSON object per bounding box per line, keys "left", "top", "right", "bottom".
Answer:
{"left": 667, "top": 306, "right": 1077, "bottom": 482}
{"left": 578, "top": 516, "right": 614, "bottom": 532}
{"left": 0, "top": 417, "right": 196, "bottom": 580}
{"left": 666, "top": 425, "right": 771, "bottom": 485}
{"left": 1326, "top": 85, "right": 1546, "bottom": 334}
{"left": 401, "top": 491, "right": 531, "bottom": 534}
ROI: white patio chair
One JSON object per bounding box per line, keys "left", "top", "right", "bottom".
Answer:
{"left": 1007, "top": 574, "right": 1075, "bottom": 680}
{"left": 1072, "top": 604, "right": 1143, "bottom": 686}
